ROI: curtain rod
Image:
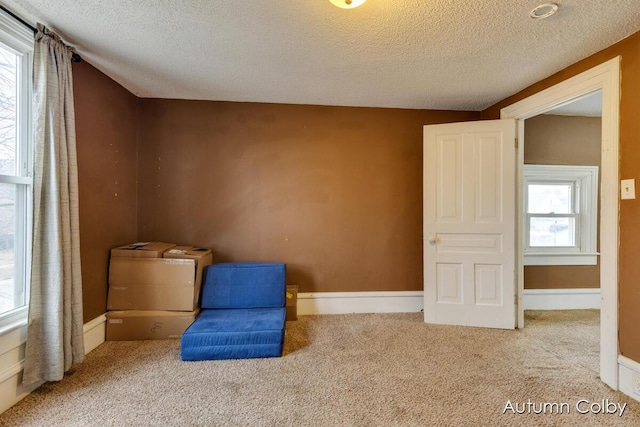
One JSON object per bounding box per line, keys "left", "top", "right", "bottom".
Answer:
{"left": 0, "top": 4, "right": 82, "bottom": 62}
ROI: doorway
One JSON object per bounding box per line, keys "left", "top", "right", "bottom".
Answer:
{"left": 522, "top": 92, "right": 603, "bottom": 377}
{"left": 522, "top": 92, "right": 602, "bottom": 299}
{"left": 501, "top": 57, "right": 620, "bottom": 390}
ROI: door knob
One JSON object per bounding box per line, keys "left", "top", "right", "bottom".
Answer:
{"left": 428, "top": 236, "right": 438, "bottom": 245}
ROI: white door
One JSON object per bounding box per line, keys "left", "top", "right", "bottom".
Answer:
{"left": 423, "top": 119, "right": 516, "bottom": 329}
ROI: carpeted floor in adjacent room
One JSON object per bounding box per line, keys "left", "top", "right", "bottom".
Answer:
{"left": 0, "top": 310, "right": 638, "bottom": 426}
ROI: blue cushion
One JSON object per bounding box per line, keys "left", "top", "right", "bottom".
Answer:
{"left": 201, "top": 262, "right": 286, "bottom": 309}
{"left": 181, "top": 308, "right": 286, "bottom": 361}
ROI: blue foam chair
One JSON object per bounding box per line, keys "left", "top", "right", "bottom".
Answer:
{"left": 181, "top": 262, "right": 286, "bottom": 361}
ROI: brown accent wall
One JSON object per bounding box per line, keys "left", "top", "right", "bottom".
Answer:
{"left": 73, "top": 61, "right": 138, "bottom": 321}
{"left": 525, "top": 115, "right": 602, "bottom": 167}
{"left": 482, "top": 30, "right": 640, "bottom": 362}
{"left": 524, "top": 266, "right": 599, "bottom": 290}
{"left": 137, "top": 100, "right": 478, "bottom": 293}
{"left": 524, "top": 114, "right": 601, "bottom": 290}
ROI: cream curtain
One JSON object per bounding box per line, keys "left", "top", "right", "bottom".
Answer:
{"left": 22, "top": 24, "right": 84, "bottom": 388}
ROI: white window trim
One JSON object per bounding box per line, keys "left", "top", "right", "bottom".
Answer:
{"left": 0, "top": 11, "right": 33, "bottom": 332}
{"left": 523, "top": 164, "right": 598, "bottom": 266}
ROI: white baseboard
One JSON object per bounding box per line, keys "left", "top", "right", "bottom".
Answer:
{"left": 298, "top": 291, "right": 424, "bottom": 315}
{"left": 83, "top": 314, "right": 107, "bottom": 354}
{"left": 618, "top": 355, "right": 640, "bottom": 403}
{"left": 299, "top": 289, "right": 600, "bottom": 314}
{"left": 523, "top": 288, "right": 601, "bottom": 310}
{"left": 0, "top": 313, "right": 106, "bottom": 415}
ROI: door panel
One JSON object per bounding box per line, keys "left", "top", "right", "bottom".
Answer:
{"left": 424, "top": 119, "right": 516, "bottom": 329}
{"left": 475, "top": 264, "right": 502, "bottom": 306}
{"left": 475, "top": 135, "right": 502, "bottom": 222}
{"left": 437, "top": 136, "right": 463, "bottom": 223}
{"left": 437, "top": 234, "right": 503, "bottom": 254}
{"left": 436, "top": 263, "right": 463, "bottom": 304}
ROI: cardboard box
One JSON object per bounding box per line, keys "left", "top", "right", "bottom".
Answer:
{"left": 162, "top": 246, "right": 213, "bottom": 297}
{"left": 108, "top": 253, "right": 212, "bottom": 311}
{"left": 163, "top": 246, "right": 212, "bottom": 260}
{"left": 286, "top": 284, "right": 298, "bottom": 321}
{"left": 110, "top": 242, "right": 176, "bottom": 258}
{"left": 106, "top": 309, "right": 199, "bottom": 341}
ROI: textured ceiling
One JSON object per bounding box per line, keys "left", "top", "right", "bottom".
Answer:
{"left": 546, "top": 91, "right": 602, "bottom": 117}
{"left": 3, "top": 0, "right": 640, "bottom": 110}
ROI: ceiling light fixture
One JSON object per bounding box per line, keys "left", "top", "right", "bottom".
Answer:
{"left": 530, "top": 3, "right": 559, "bottom": 19}
{"left": 329, "top": 0, "right": 367, "bottom": 9}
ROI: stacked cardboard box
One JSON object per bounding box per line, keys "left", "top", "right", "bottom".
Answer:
{"left": 106, "top": 242, "right": 212, "bottom": 341}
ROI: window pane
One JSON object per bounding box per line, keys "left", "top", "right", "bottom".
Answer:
{"left": 0, "top": 44, "right": 17, "bottom": 177}
{"left": 529, "top": 216, "right": 575, "bottom": 247}
{"left": 528, "top": 184, "right": 572, "bottom": 214}
{"left": 0, "top": 183, "right": 23, "bottom": 315}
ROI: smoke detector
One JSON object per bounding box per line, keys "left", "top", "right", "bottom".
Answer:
{"left": 329, "top": 0, "right": 367, "bottom": 9}
{"left": 530, "top": 3, "right": 559, "bottom": 19}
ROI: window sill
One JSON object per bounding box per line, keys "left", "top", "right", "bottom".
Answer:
{"left": 524, "top": 253, "right": 599, "bottom": 266}
{"left": 0, "top": 308, "right": 28, "bottom": 339}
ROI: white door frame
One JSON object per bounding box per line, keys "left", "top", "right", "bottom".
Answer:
{"left": 500, "top": 57, "right": 620, "bottom": 390}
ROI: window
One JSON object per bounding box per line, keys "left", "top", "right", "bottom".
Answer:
{"left": 0, "top": 14, "right": 32, "bottom": 328}
{"left": 523, "top": 165, "right": 598, "bottom": 266}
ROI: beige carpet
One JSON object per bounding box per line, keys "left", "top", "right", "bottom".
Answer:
{"left": 1, "top": 311, "right": 638, "bottom": 426}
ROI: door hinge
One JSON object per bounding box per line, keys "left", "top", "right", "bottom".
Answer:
{"left": 515, "top": 138, "right": 519, "bottom": 149}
